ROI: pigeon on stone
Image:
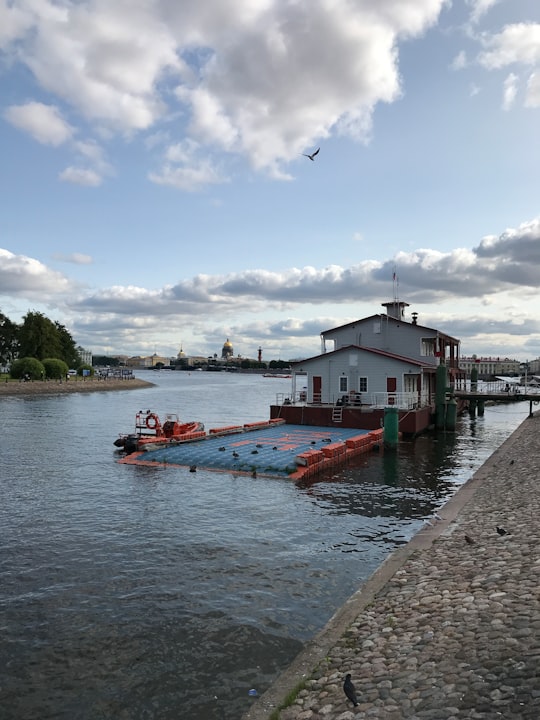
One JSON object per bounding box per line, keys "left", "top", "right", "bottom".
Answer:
{"left": 496, "top": 526, "right": 507, "bottom": 536}
{"left": 189, "top": 465, "right": 196, "bottom": 472}
{"left": 343, "top": 673, "right": 358, "bottom": 707}
{"left": 302, "top": 147, "right": 320, "bottom": 161}
{"left": 465, "top": 535, "right": 475, "bottom": 545}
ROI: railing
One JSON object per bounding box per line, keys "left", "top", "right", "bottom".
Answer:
{"left": 276, "top": 391, "right": 431, "bottom": 409}
{"left": 370, "top": 392, "right": 427, "bottom": 409}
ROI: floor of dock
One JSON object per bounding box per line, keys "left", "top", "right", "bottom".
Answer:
{"left": 119, "top": 425, "right": 371, "bottom": 476}
{"left": 243, "top": 411, "right": 540, "bottom": 719}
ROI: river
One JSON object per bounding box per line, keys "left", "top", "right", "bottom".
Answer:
{"left": 0, "top": 370, "right": 532, "bottom": 719}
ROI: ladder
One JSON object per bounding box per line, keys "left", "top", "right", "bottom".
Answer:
{"left": 332, "top": 407, "right": 343, "bottom": 423}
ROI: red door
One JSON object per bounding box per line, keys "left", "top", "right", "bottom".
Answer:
{"left": 387, "top": 377, "right": 397, "bottom": 404}
{"left": 312, "top": 376, "right": 322, "bottom": 403}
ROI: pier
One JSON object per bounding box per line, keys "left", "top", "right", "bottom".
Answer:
{"left": 242, "top": 410, "right": 540, "bottom": 719}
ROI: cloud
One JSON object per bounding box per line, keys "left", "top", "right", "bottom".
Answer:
{"left": 502, "top": 72, "right": 518, "bottom": 110}
{"left": 0, "top": 248, "right": 75, "bottom": 297}
{"left": 4, "top": 101, "right": 73, "bottom": 145}
{"left": 1, "top": 0, "right": 449, "bottom": 187}
{"left": 2, "top": 216, "right": 540, "bottom": 357}
{"left": 478, "top": 23, "right": 540, "bottom": 69}
{"left": 52, "top": 253, "right": 93, "bottom": 265}
{"left": 59, "top": 166, "right": 103, "bottom": 186}
{"left": 466, "top": 0, "right": 500, "bottom": 25}
{"left": 525, "top": 71, "right": 540, "bottom": 107}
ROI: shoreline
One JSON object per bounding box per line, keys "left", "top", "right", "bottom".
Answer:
{"left": 0, "top": 377, "right": 155, "bottom": 397}
{"left": 243, "top": 411, "right": 540, "bottom": 719}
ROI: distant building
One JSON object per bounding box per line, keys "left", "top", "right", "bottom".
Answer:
{"left": 459, "top": 356, "right": 521, "bottom": 378}
{"left": 77, "top": 346, "right": 93, "bottom": 366}
{"left": 221, "top": 338, "right": 234, "bottom": 359}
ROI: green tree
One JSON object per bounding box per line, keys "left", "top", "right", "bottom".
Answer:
{"left": 55, "top": 322, "right": 81, "bottom": 368}
{"left": 42, "top": 358, "right": 69, "bottom": 379}
{"left": 78, "top": 364, "right": 94, "bottom": 377}
{"left": 18, "top": 311, "right": 62, "bottom": 360}
{"left": 92, "top": 355, "right": 120, "bottom": 367}
{"left": 10, "top": 357, "right": 45, "bottom": 380}
{"left": 0, "top": 311, "right": 20, "bottom": 366}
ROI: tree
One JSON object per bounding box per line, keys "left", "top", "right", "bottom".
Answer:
{"left": 18, "top": 311, "right": 62, "bottom": 360}
{"left": 10, "top": 357, "right": 45, "bottom": 380}
{"left": 55, "top": 322, "right": 81, "bottom": 368}
{"left": 42, "top": 358, "right": 69, "bottom": 379}
{"left": 0, "top": 311, "right": 19, "bottom": 366}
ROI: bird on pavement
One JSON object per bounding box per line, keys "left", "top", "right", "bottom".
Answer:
{"left": 496, "top": 526, "right": 507, "bottom": 536}
{"left": 465, "top": 535, "right": 475, "bottom": 545}
{"left": 343, "top": 673, "right": 358, "bottom": 707}
{"left": 302, "top": 147, "right": 320, "bottom": 161}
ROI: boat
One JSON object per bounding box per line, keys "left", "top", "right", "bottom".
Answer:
{"left": 114, "top": 410, "right": 205, "bottom": 454}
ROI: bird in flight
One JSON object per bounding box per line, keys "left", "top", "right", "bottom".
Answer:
{"left": 343, "top": 674, "right": 358, "bottom": 707}
{"left": 302, "top": 147, "right": 320, "bottom": 161}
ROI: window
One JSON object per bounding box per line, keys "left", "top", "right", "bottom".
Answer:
{"left": 373, "top": 321, "right": 381, "bottom": 334}
{"left": 421, "top": 338, "right": 436, "bottom": 356}
{"left": 359, "top": 377, "right": 368, "bottom": 392}
{"left": 339, "top": 376, "right": 348, "bottom": 393}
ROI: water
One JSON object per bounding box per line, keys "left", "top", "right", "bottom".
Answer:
{"left": 0, "top": 372, "right": 532, "bottom": 719}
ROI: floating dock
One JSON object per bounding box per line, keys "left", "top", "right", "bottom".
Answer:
{"left": 119, "top": 419, "right": 383, "bottom": 481}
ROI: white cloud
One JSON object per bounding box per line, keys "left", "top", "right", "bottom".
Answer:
{"left": 59, "top": 166, "right": 102, "bottom": 186}
{"left": 0, "top": 248, "right": 75, "bottom": 297}
{"left": 52, "top": 253, "right": 93, "bottom": 265}
{"left": 525, "top": 72, "right": 540, "bottom": 107}
{"left": 466, "top": 0, "right": 500, "bottom": 25}
{"left": 478, "top": 23, "right": 540, "bottom": 69}
{"left": 4, "top": 101, "right": 73, "bottom": 145}
{"left": 0, "top": 0, "right": 450, "bottom": 187}
{"left": 502, "top": 72, "right": 518, "bottom": 110}
{"left": 450, "top": 50, "right": 467, "bottom": 71}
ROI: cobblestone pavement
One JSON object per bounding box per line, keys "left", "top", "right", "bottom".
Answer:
{"left": 244, "top": 412, "right": 540, "bottom": 720}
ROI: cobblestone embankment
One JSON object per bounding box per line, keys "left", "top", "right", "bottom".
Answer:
{"left": 244, "top": 411, "right": 540, "bottom": 720}
{"left": 0, "top": 376, "right": 154, "bottom": 397}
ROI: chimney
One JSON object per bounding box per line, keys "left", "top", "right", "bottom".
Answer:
{"left": 381, "top": 300, "right": 410, "bottom": 320}
{"left": 411, "top": 312, "right": 418, "bottom": 325}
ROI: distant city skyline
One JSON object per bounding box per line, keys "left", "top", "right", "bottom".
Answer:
{"left": 1, "top": 1, "right": 539, "bottom": 361}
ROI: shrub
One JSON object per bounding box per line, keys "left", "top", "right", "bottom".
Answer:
{"left": 78, "top": 364, "right": 94, "bottom": 377}
{"left": 10, "top": 357, "right": 46, "bottom": 380}
{"left": 42, "top": 358, "right": 69, "bottom": 379}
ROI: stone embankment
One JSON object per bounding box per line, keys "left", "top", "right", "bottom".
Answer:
{"left": 244, "top": 411, "right": 540, "bottom": 720}
{"left": 0, "top": 376, "right": 154, "bottom": 397}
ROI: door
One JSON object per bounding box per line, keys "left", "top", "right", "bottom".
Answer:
{"left": 312, "top": 375, "right": 322, "bottom": 403}
{"left": 386, "top": 377, "right": 397, "bottom": 405}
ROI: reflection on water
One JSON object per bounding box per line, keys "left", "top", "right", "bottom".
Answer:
{"left": 0, "top": 372, "right": 531, "bottom": 719}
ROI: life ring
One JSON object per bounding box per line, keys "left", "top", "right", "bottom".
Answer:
{"left": 146, "top": 413, "right": 159, "bottom": 429}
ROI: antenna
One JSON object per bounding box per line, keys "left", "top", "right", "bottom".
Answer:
{"left": 392, "top": 266, "right": 399, "bottom": 303}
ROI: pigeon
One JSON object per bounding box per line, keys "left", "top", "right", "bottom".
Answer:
{"left": 189, "top": 465, "right": 197, "bottom": 472}
{"left": 465, "top": 535, "right": 475, "bottom": 545}
{"left": 343, "top": 674, "right": 358, "bottom": 707}
{"left": 302, "top": 147, "right": 320, "bottom": 161}
{"left": 510, "top": 459, "right": 515, "bottom": 465}
{"left": 232, "top": 451, "right": 239, "bottom": 458}
{"left": 496, "top": 526, "right": 507, "bottom": 536}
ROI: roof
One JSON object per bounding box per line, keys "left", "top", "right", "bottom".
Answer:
{"left": 320, "top": 313, "right": 460, "bottom": 344}
{"left": 291, "top": 344, "right": 429, "bottom": 369}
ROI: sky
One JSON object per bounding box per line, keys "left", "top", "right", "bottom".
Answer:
{"left": 1, "top": 0, "right": 539, "bottom": 363}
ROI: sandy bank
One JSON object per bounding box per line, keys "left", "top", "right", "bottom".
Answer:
{"left": 0, "top": 377, "right": 155, "bottom": 397}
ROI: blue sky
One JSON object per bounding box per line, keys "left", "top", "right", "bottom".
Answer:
{"left": 1, "top": 0, "right": 539, "bottom": 362}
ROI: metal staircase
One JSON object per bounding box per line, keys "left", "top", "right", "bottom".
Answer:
{"left": 331, "top": 406, "right": 343, "bottom": 423}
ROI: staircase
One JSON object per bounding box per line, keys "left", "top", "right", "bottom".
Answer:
{"left": 332, "top": 407, "right": 343, "bottom": 423}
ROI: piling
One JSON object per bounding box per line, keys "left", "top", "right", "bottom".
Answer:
{"left": 383, "top": 406, "right": 399, "bottom": 448}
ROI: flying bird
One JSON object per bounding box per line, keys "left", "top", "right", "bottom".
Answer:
{"left": 496, "top": 526, "right": 507, "bottom": 536}
{"left": 302, "top": 147, "right": 320, "bottom": 161}
{"left": 343, "top": 674, "right": 358, "bottom": 707}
